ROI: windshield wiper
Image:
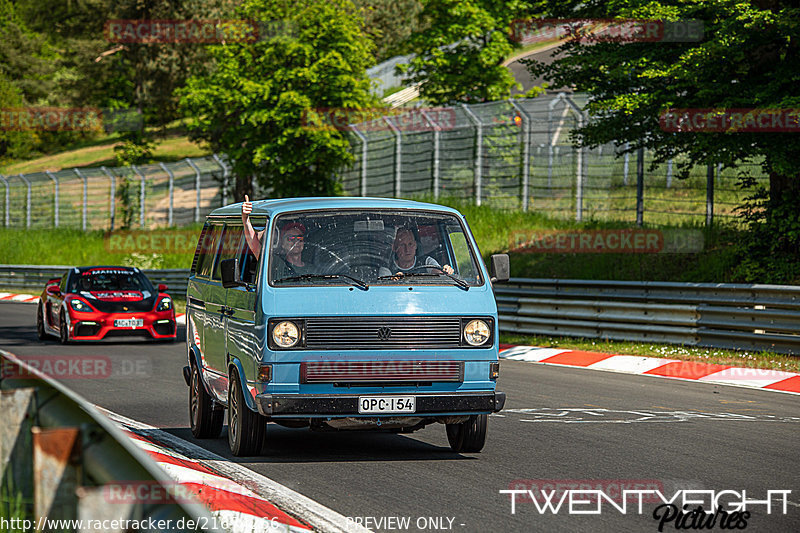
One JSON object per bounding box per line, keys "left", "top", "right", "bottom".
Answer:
{"left": 377, "top": 271, "right": 469, "bottom": 290}
{"left": 274, "top": 273, "right": 368, "bottom": 290}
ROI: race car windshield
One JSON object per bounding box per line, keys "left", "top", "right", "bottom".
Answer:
{"left": 70, "top": 269, "right": 154, "bottom": 293}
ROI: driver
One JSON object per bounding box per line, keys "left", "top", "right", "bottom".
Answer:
{"left": 378, "top": 227, "right": 454, "bottom": 278}
{"left": 272, "top": 222, "right": 314, "bottom": 279}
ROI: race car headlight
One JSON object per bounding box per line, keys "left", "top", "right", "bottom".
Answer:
{"left": 156, "top": 296, "right": 172, "bottom": 312}
{"left": 464, "top": 319, "right": 491, "bottom": 346}
{"left": 70, "top": 299, "right": 91, "bottom": 312}
{"left": 272, "top": 321, "right": 300, "bottom": 348}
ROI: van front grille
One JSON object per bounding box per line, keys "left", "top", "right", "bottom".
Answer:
{"left": 304, "top": 317, "right": 462, "bottom": 350}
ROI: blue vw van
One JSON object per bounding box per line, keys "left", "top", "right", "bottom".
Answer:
{"left": 183, "top": 197, "right": 508, "bottom": 456}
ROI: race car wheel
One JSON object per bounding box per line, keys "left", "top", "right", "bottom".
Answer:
{"left": 37, "top": 304, "right": 48, "bottom": 340}
{"left": 59, "top": 310, "right": 70, "bottom": 344}
{"left": 189, "top": 363, "right": 223, "bottom": 439}
{"left": 227, "top": 372, "right": 266, "bottom": 457}
{"left": 446, "top": 414, "right": 487, "bottom": 453}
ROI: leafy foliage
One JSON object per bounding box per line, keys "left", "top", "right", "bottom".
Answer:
{"left": 400, "top": 0, "right": 529, "bottom": 104}
{"left": 355, "top": 0, "right": 423, "bottom": 62}
{"left": 525, "top": 0, "right": 800, "bottom": 283}
{"left": 179, "top": 0, "right": 380, "bottom": 198}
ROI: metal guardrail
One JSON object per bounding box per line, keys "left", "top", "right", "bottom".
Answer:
{"left": 495, "top": 279, "right": 800, "bottom": 354}
{"left": 0, "top": 265, "right": 190, "bottom": 295}
{"left": 2, "top": 266, "right": 799, "bottom": 354}
{"left": 0, "top": 349, "right": 218, "bottom": 531}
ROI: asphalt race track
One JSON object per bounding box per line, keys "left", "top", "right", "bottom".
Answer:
{"left": 2, "top": 301, "right": 799, "bottom": 532}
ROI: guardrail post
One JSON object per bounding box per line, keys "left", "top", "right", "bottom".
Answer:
{"left": 159, "top": 163, "right": 175, "bottom": 226}
{"left": 383, "top": 117, "right": 402, "bottom": 198}
{"left": 419, "top": 110, "right": 441, "bottom": 201}
{"left": 349, "top": 125, "right": 368, "bottom": 197}
{"left": 461, "top": 104, "right": 482, "bottom": 206}
{"left": 706, "top": 163, "right": 714, "bottom": 227}
{"left": 509, "top": 100, "right": 532, "bottom": 211}
{"left": 636, "top": 147, "right": 644, "bottom": 226}
{"left": 73, "top": 169, "right": 89, "bottom": 230}
{"left": 1, "top": 388, "right": 36, "bottom": 505}
{"left": 45, "top": 171, "right": 59, "bottom": 227}
{"left": 131, "top": 165, "right": 146, "bottom": 228}
{"left": 0, "top": 175, "right": 9, "bottom": 227}
{"left": 33, "top": 427, "right": 81, "bottom": 523}
{"left": 185, "top": 158, "right": 202, "bottom": 222}
{"left": 100, "top": 166, "right": 115, "bottom": 231}
{"left": 18, "top": 174, "right": 31, "bottom": 228}
{"left": 212, "top": 154, "right": 229, "bottom": 206}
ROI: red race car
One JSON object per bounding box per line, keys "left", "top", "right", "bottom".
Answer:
{"left": 37, "top": 266, "right": 177, "bottom": 343}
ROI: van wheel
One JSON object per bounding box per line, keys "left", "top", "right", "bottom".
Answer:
{"left": 189, "top": 364, "right": 223, "bottom": 438}
{"left": 227, "top": 372, "right": 266, "bottom": 456}
{"left": 37, "top": 304, "right": 49, "bottom": 340}
{"left": 59, "top": 310, "right": 70, "bottom": 344}
{"left": 446, "top": 414, "right": 487, "bottom": 453}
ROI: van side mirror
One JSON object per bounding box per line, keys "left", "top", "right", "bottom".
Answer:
{"left": 490, "top": 254, "right": 510, "bottom": 283}
{"left": 221, "top": 258, "right": 243, "bottom": 289}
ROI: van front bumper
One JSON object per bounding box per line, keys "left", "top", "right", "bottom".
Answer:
{"left": 255, "top": 391, "right": 506, "bottom": 417}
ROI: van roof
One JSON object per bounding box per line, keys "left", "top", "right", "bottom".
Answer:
{"left": 207, "top": 197, "right": 464, "bottom": 218}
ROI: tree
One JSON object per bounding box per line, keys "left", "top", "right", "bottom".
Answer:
{"left": 179, "top": 0, "right": 379, "bottom": 199}
{"left": 400, "top": 0, "right": 528, "bottom": 105}
{"left": 526, "top": 0, "right": 800, "bottom": 282}
{"left": 354, "top": 0, "right": 423, "bottom": 62}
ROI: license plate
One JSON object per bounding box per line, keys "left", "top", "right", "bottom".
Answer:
{"left": 358, "top": 396, "right": 416, "bottom": 414}
{"left": 114, "top": 318, "right": 143, "bottom": 328}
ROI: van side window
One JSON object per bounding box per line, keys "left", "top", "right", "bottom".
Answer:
{"left": 212, "top": 224, "right": 243, "bottom": 281}
{"left": 196, "top": 224, "right": 223, "bottom": 278}
{"left": 240, "top": 217, "right": 266, "bottom": 284}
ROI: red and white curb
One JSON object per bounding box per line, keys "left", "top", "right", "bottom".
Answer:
{"left": 0, "top": 293, "right": 187, "bottom": 325}
{"left": 500, "top": 345, "right": 800, "bottom": 396}
{"left": 101, "top": 410, "right": 370, "bottom": 533}
{"left": 0, "top": 292, "right": 38, "bottom": 303}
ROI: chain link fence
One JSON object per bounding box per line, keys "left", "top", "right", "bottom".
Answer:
{"left": 0, "top": 155, "right": 230, "bottom": 230}
{"left": 339, "top": 93, "right": 768, "bottom": 226}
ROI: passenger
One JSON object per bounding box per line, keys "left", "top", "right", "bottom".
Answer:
{"left": 378, "top": 227, "right": 454, "bottom": 278}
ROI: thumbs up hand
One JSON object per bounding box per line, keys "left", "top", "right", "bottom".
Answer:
{"left": 242, "top": 194, "right": 252, "bottom": 217}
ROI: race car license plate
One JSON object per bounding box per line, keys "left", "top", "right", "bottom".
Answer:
{"left": 114, "top": 318, "right": 143, "bottom": 328}
{"left": 358, "top": 396, "right": 416, "bottom": 414}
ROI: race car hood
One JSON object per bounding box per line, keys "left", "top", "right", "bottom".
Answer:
{"left": 78, "top": 290, "right": 157, "bottom": 313}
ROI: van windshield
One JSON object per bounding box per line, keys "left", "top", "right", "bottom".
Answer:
{"left": 268, "top": 210, "right": 483, "bottom": 287}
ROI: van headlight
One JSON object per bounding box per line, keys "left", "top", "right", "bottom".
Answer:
{"left": 464, "top": 319, "right": 490, "bottom": 346}
{"left": 272, "top": 321, "right": 300, "bottom": 348}
{"left": 156, "top": 296, "right": 172, "bottom": 311}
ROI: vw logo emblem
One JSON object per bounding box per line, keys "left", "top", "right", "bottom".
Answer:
{"left": 377, "top": 326, "right": 392, "bottom": 341}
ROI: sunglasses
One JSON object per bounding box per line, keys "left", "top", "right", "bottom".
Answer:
{"left": 285, "top": 235, "right": 304, "bottom": 242}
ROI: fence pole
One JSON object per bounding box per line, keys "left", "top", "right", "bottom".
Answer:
{"left": 350, "top": 125, "right": 368, "bottom": 197}
{"left": 706, "top": 163, "right": 714, "bottom": 227}
{"left": 509, "top": 100, "right": 531, "bottom": 211}
{"left": 666, "top": 159, "right": 673, "bottom": 188}
{"left": 72, "top": 169, "right": 88, "bottom": 230}
{"left": 419, "top": 110, "right": 441, "bottom": 201}
{"left": 0, "top": 175, "right": 8, "bottom": 227}
{"left": 157, "top": 163, "right": 175, "bottom": 226}
{"left": 100, "top": 166, "right": 115, "bottom": 231}
{"left": 623, "top": 143, "right": 630, "bottom": 186}
{"left": 45, "top": 171, "right": 59, "bottom": 227}
{"left": 461, "top": 104, "right": 482, "bottom": 206}
{"left": 18, "top": 174, "right": 31, "bottom": 228}
{"left": 559, "top": 95, "right": 586, "bottom": 222}
{"left": 130, "top": 165, "right": 146, "bottom": 228}
{"left": 212, "top": 154, "right": 229, "bottom": 205}
{"left": 185, "top": 158, "right": 202, "bottom": 223}
{"left": 383, "top": 117, "right": 402, "bottom": 198}
{"left": 636, "top": 147, "right": 644, "bottom": 226}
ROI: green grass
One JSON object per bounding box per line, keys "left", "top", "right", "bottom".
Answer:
{"left": 501, "top": 333, "right": 799, "bottom": 373}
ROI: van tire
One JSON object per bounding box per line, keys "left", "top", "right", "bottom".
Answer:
{"left": 227, "top": 372, "right": 265, "bottom": 456}
{"left": 189, "top": 364, "right": 223, "bottom": 438}
{"left": 446, "top": 414, "right": 487, "bottom": 453}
